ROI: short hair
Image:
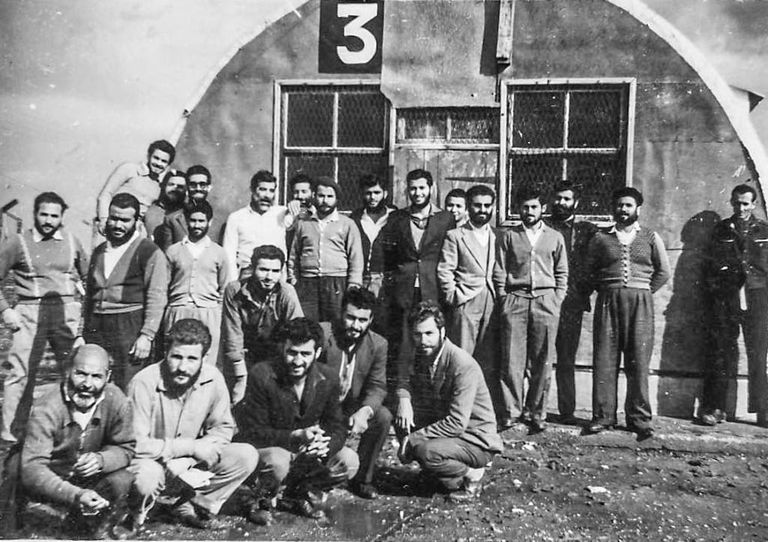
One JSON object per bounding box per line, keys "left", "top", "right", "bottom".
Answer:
{"left": 444, "top": 188, "right": 467, "bottom": 205}
{"left": 187, "top": 164, "right": 212, "bottom": 183}
{"left": 408, "top": 301, "right": 445, "bottom": 330}
{"left": 612, "top": 186, "right": 644, "bottom": 206}
{"left": 251, "top": 244, "right": 286, "bottom": 267}
{"left": 731, "top": 183, "right": 757, "bottom": 202}
{"left": 184, "top": 200, "right": 213, "bottom": 221}
{"left": 359, "top": 173, "right": 386, "bottom": 191}
{"left": 342, "top": 286, "right": 378, "bottom": 313}
{"left": 64, "top": 344, "right": 109, "bottom": 373}
{"left": 275, "top": 317, "right": 324, "bottom": 350}
{"left": 165, "top": 318, "right": 212, "bottom": 356}
{"left": 147, "top": 139, "right": 176, "bottom": 163}
{"left": 466, "top": 184, "right": 496, "bottom": 203}
{"left": 406, "top": 169, "right": 433, "bottom": 187}
{"left": 289, "top": 173, "right": 315, "bottom": 192}
{"left": 34, "top": 192, "right": 68, "bottom": 214}
{"left": 109, "top": 192, "right": 140, "bottom": 218}
{"left": 516, "top": 186, "right": 544, "bottom": 205}
{"left": 162, "top": 169, "right": 187, "bottom": 185}
{"left": 250, "top": 170, "right": 277, "bottom": 192}
{"left": 553, "top": 180, "right": 581, "bottom": 199}
{"left": 315, "top": 176, "right": 340, "bottom": 197}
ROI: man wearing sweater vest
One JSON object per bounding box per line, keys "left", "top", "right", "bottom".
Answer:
{"left": 583, "top": 187, "right": 670, "bottom": 439}
{"left": 84, "top": 193, "right": 169, "bottom": 391}
{"left": 0, "top": 192, "right": 89, "bottom": 442}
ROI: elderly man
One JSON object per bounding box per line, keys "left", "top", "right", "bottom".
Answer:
{"left": 129, "top": 319, "right": 258, "bottom": 529}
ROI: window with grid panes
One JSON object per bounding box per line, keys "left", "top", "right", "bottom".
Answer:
{"left": 397, "top": 108, "right": 500, "bottom": 144}
{"left": 280, "top": 85, "right": 389, "bottom": 210}
{"left": 505, "top": 84, "right": 630, "bottom": 219}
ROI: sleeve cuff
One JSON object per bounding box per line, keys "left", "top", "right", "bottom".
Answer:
{"left": 395, "top": 388, "right": 411, "bottom": 400}
{"left": 232, "top": 360, "right": 248, "bottom": 378}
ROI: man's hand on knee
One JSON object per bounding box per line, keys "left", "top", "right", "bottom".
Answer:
{"left": 73, "top": 452, "right": 103, "bottom": 478}
{"left": 77, "top": 489, "right": 109, "bottom": 515}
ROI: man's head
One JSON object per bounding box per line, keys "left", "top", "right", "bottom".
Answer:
{"left": 289, "top": 173, "right": 316, "bottom": 209}
{"left": 516, "top": 186, "right": 544, "bottom": 227}
{"left": 184, "top": 201, "right": 213, "bottom": 243}
{"left": 65, "top": 344, "right": 110, "bottom": 412}
{"left": 163, "top": 319, "right": 212, "bottom": 391}
{"left": 315, "top": 177, "right": 339, "bottom": 218}
{"left": 406, "top": 169, "right": 433, "bottom": 210}
{"left": 551, "top": 180, "right": 580, "bottom": 222}
{"left": 249, "top": 170, "right": 278, "bottom": 213}
{"left": 730, "top": 184, "right": 758, "bottom": 222}
{"left": 340, "top": 286, "right": 377, "bottom": 344}
{"left": 33, "top": 192, "right": 67, "bottom": 239}
{"left": 276, "top": 317, "right": 324, "bottom": 382}
{"left": 106, "top": 193, "right": 140, "bottom": 245}
{"left": 359, "top": 174, "right": 388, "bottom": 213}
{"left": 444, "top": 189, "right": 468, "bottom": 225}
{"left": 160, "top": 169, "right": 187, "bottom": 207}
{"left": 466, "top": 185, "right": 495, "bottom": 227}
{"left": 146, "top": 140, "right": 175, "bottom": 180}
{"left": 408, "top": 302, "right": 446, "bottom": 358}
{"left": 611, "top": 187, "right": 643, "bottom": 226}
{"left": 186, "top": 165, "right": 212, "bottom": 204}
{"left": 250, "top": 245, "right": 285, "bottom": 292}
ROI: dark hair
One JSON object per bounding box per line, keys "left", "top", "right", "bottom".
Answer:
{"left": 315, "top": 176, "right": 340, "bottom": 197}
{"left": 408, "top": 301, "right": 445, "bottom": 330}
{"left": 110, "top": 192, "right": 140, "bottom": 218}
{"left": 165, "top": 318, "right": 212, "bottom": 356}
{"left": 187, "top": 165, "right": 212, "bottom": 183}
{"left": 147, "top": 139, "right": 176, "bottom": 163}
{"left": 34, "top": 192, "right": 68, "bottom": 214}
{"left": 184, "top": 200, "right": 213, "bottom": 221}
{"left": 342, "top": 286, "right": 378, "bottom": 313}
{"left": 406, "top": 169, "right": 433, "bottom": 187}
{"left": 466, "top": 184, "right": 496, "bottom": 203}
{"left": 275, "top": 317, "right": 324, "bottom": 350}
{"left": 612, "top": 186, "right": 644, "bottom": 206}
{"left": 289, "top": 173, "right": 315, "bottom": 192}
{"left": 553, "top": 180, "right": 581, "bottom": 199}
{"left": 162, "top": 169, "right": 187, "bottom": 185}
{"left": 516, "top": 186, "right": 544, "bottom": 205}
{"left": 731, "top": 183, "right": 757, "bottom": 203}
{"left": 359, "top": 173, "right": 386, "bottom": 191}
{"left": 444, "top": 188, "right": 467, "bottom": 205}
{"left": 250, "top": 170, "right": 277, "bottom": 192}
{"left": 251, "top": 244, "right": 285, "bottom": 267}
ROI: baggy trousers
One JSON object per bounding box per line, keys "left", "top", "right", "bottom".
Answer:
{"left": 554, "top": 293, "right": 587, "bottom": 417}
{"left": 295, "top": 276, "right": 347, "bottom": 323}
{"left": 83, "top": 310, "right": 146, "bottom": 392}
{"left": 592, "top": 288, "right": 654, "bottom": 429}
{"left": 410, "top": 438, "right": 495, "bottom": 491}
{"left": 352, "top": 405, "right": 392, "bottom": 485}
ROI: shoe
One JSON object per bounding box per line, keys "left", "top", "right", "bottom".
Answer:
{"left": 293, "top": 498, "right": 326, "bottom": 520}
{"left": 700, "top": 413, "right": 718, "bottom": 426}
{"left": 350, "top": 481, "right": 378, "bottom": 499}
{"left": 446, "top": 467, "right": 485, "bottom": 503}
{"left": 553, "top": 413, "right": 579, "bottom": 425}
{"left": 499, "top": 420, "right": 528, "bottom": 433}
{"left": 586, "top": 422, "right": 611, "bottom": 434}
{"left": 528, "top": 419, "right": 547, "bottom": 434}
{"left": 173, "top": 501, "right": 225, "bottom": 530}
{"left": 247, "top": 505, "right": 273, "bottom": 526}
{"left": 635, "top": 426, "right": 654, "bottom": 441}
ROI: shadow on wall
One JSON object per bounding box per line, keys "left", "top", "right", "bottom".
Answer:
{"left": 658, "top": 211, "right": 721, "bottom": 418}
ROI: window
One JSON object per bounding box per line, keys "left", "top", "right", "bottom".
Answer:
{"left": 397, "top": 108, "right": 499, "bottom": 144}
{"left": 278, "top": 83, "right": 389, "bottom": 210}
{"left": 502, "top": 82, "right": 633, "bottom": 221}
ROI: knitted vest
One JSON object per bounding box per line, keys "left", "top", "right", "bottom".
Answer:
{"left": 88, "top": 238, "right": 159, "bottom": 312}
{"left": 591, "top": 228, "right": 657, "bottom": 290}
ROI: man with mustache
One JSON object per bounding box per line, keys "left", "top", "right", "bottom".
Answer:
{"left": 284, "top": 173, "right": 317, "bottom": 246}
{"left": 129, "top": 319, "right": 258, "bottom": 529}
{"left": 493, "top": 186, "right": 568, "bottom": 434}
{"left": 164, "top": 201, "right": 229, "bottom": 366}
{"left": 4, "top": 344, "right": 135, "bottom": 537}
{"left": 84, "top": 192, "right": 169, "bottom": 391}
{"left": 144, "top": 169, "right": 187, "bottom": 243}
{"left": 288, "top": 177, "right": 363, "bottom": 322}
{"left": 156, "top": 165, "right": 212, "bottom": 251}
{"left": 583, "top": 187, "right": 670, "bottom": 439}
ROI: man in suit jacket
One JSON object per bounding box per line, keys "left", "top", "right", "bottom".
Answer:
{"left": 394, "top": 302, "right": 502, "bottom": 502}
{"left": 493, "top": 186, "right": 568, "bottom": 433}
{"left": 319, "top": 287, "right": 390, "bottom": 499}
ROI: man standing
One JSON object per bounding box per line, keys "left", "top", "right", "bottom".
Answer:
{"left": 288, "top": 178, "right": 363, "bottom": 322}
{"left": 444, "top": 188, "right": 469, "bottom": 228}
{"left": 155, "top": 165, "right": 212, "bottom": 251}
{"left": 394, "top": 302, "right": 502, "bottom": 502}
{"left": 544, "top": 181, "right": 598, "bottom": 423}
{"left": 84, "top": 193, "right": 169, "bottom": 391}
{"left": 223, "top": 170, "right": 288, "bottom": 282}
{"left": 164, "top": 201, "right": 229, "bottom": 365}
{"left": 221, "top": 245, "right": 303, "bottom": 405}
{"left": 144, "top": 169, "right": 187, "bottom": 243}
{"left": 0, "top": 192, "right": 89, "bottom": 442}
{"left": 235, "top": 317, "right": 359, "bottom": 523}
{"left": 319, "top": 287, "right": 390, "bottom": 499}
{"left": 584, "top": 187, "right": 670, "bottom": 439}
{"left": 702, "top": 184, "right": 768, "bottom": 427}
{"left": 493, "top": 187, "right": 568, "bottom": 433}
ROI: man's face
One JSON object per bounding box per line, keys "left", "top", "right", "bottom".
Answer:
{"left": 148, "top": 149, "right": 172, "bottom": 178}
{"left": 164, "top": 343, "right": 204, "bottom": 390}
{"left": 445, "top": 196, "right": 467, "bottom": 224}
{"left": 731, "top": 192, "right": 756, "bottom": 221}
{"left": 164, "top": 175, "right": 187, "bottom": 205}
{"left": 551, "top": 189, "right": 577, "bottom": 221}
{"left": 105, "top": 205, "right": 138, "bottom": 244}
{"left": 468, "top": 195, "right": 494, "bottom": 227}
{"left": 412, "top": 317, "right": 445, "bottom": 358}
{"left": 34, "top": 202, "right": 64, "bottom": 238}
{"left": 188, "top": 173, "right": 211, "bottom": 203}
{"left": 519, "top": 198, "right": 543, "bottom": 227}
{"left": 341, "top": 303, "right": 373, "bottom": 343}
{"left": 282, "top": 339, "right": 320, "bottom": 382}
{"left": 316, "top": 185, "right": 338, "bottom": 216}
{"left": 363, "top": 184, "right": 387, "bottom": 212}
{"left": 251, "top": 181, "right": 276, "bottom": 213}
{"left": 187, "top": 211, "right": 210, "bottom": 242}
{"left": 407, "top": 177, "right": 431, "bottom": 209}
{"left": 292, "top": 182, "right": 314, "bottom": 207}
{"left": 251, "top": 257, "right": 282, "bottom": 292}
{"left": 613, "top": 196, "right": 639, "bottom": 225}
{"left": 67, "top": 356, "right": 109, "bottom": 411}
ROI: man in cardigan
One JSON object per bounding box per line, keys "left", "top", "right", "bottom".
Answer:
{"left": 156, "top": 165, "right": 212, "bottom": 251}
{"left": 583, "top": 187, "right": 670, "bottom": 439}
{"left": 319, "top": 286, "right": 390, "bottom": 499}
{"left": 493, "top": 186, "right": 568, "bottom": 433}
{"left": 0, "top": 192, "right": 89, "bottom": 442}
{"left": 84, "top": 192, "right": 169, "bottom": 391}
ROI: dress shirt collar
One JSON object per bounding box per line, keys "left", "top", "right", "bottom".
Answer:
{"left": 608, "top": 221, "right": 641, "bottom": 235}
{"left": 62, "top": 384, "right": 106, "bottom": 428}
{"left": 522, "top": 220, "right": 544, "bottom": 233}
{"left": 182, "top": 235, "right": 211, "bottom": 248}
{"left": 313, "top": 209, "right": 340, "bottom": 223}
{"left": 32, "top": 228, "right": 64, "bottom": 242}
{"left": 467, "top": 221, "right": 491, "bottom": 233}
{"left": 361, "top": 207, "right": 393, "bottom": 225}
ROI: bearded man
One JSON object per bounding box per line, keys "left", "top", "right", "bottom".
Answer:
{"left": 144, "top": 169, "right": 187, "bottom": 242}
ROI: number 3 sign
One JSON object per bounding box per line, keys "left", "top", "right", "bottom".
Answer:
{"left": 319, "top": 0, "right": 384, "bottom": 73}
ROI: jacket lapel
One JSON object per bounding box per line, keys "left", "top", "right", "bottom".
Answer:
{"left": 459, "top": 226, "right": 486, "bottom": 270}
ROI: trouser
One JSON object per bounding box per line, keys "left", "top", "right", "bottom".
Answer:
{"left": 83, "top": 310, "right": 147, "bottom": 392}
{"left": 132, "top": 442, "right": 258, "bottom": 515}
{"left": 499, "top": 292, "right": 560, "bottom": 422}
{"left": 163, "top": 305, "right": 222, "bottom": 366}
{"left": 296, "top": 276, "right": 347, "bottom": 323}
{"left": 351, "top": 405, "right": 392, "bottom": 485}
{"left": 410, "top": 438, "right": 495, "bottom": 491}
{"left": 2, "top": 301, "right": 80, "bottom": 442}
{"left": 555, "top": 293, "right": 587, "bottom": 417}
{"left": 386, "top": 288, "right": 422, "bottom": 395}
{"left": 592, "top": 288, "right": 654, "bottom": 429}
